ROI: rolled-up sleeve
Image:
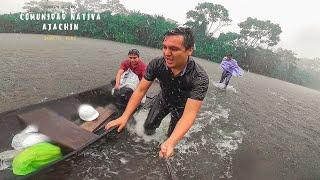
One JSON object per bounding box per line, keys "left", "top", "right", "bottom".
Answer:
{"left": 144, "top": 58, "right": 158, "bottom": 81}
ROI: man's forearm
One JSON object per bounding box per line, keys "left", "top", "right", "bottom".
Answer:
{"left": 166, "top": 99, "right": 202, "bottom": 147}
{"left": 121, "top": 78, "right": 152, "bottom": 121}
{"left": 166, "top": 115, "right": 196, "bottom": 146}
{"left": 115, "top": 72, "right": 122, "bottom": 85}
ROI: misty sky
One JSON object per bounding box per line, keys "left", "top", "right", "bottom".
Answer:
{"left": 1, "top": 0, "right": 319, "bottom": 58}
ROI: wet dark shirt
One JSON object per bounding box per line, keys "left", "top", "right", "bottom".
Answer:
{"left": 144, "top": 56, "right": 209, "bottom": 107}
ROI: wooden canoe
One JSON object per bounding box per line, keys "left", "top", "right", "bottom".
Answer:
{"left": 0, "top": 82, "right": 160, "bottom": 179}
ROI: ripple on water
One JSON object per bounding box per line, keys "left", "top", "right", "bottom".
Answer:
{"left": 213, "top": 82, "right": 238, "bottom": 93}
{"left": 56, "top": 88, "right": 245, "bottom": 179}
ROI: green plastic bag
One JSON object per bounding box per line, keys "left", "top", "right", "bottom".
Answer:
{"left": 12, "top": 142, "right": 62, "bottom": 175}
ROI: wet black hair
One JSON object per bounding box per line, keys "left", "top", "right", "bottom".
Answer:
{"left": 226, "top": 53, "right": 233, "bottom": 57}
{"left": 128, "top": 49, "right": 140, "bottom": 57}
{"left": 164, "top": 27, "right": 195, "bottom": 50}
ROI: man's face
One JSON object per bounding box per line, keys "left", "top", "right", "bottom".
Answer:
{"left": 128, "top": 54, "right": 139, "bottom": 66}
{"left": 162, "top": 35, "right": 193, "bottom": 69}
{"left": 226, "top": 55, "right": 232, "bottom": 60}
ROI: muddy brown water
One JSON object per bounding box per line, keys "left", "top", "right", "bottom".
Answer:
{"left": 1, "top": 33, "right": 320, "bottom": 179}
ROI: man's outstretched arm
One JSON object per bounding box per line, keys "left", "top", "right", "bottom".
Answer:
{"left": 115, "top": 69, "right": 125, "bottom": 89}
{"left": 159, "top": 98, "right": 202, "bottom": 158}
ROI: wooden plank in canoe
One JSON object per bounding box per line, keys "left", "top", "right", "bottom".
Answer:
{"left": 17, "top": 108, "right": 99, "bottom": 150}
{"left": 80, "top": 105, "right": 115, "bottom": 132}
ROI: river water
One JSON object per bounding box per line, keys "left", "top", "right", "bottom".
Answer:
{"left": 0, "top": 34, "right": 320, "bottom": 179}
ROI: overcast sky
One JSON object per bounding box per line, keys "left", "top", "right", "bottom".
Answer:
{"left": 1, "top": 0, "right": 319, "bottom": 58}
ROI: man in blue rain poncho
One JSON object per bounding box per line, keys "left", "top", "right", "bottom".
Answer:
{"left": 106, "top": 27, "right": 209, "bottom": 158}
{"left": 219, "top": 53, "right": 244, "bottom": 89}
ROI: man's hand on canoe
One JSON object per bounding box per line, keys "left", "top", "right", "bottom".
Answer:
{"left": 105, "top": 116, "right": 128, "bottom": 132}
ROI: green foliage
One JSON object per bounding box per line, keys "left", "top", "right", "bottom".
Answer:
{"left": 193, "top": 32, "right": 239, "bottom": 62}
{"left": 185, "top": 2, "right": 231, "bottom": 37}
{"left": 239, "top": 17, "right": 282, "bottom": 48}
{"left": 0, "top": 0, "right": 316, "bottom": 90}
{"left": 22, "top": 0, "right": 127, "bottom": 14}
{"left": 0, "top": 12, "right": 176, "bottom": 48}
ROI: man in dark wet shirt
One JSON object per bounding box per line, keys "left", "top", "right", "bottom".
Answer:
{"left": 106, "top": 27, "right": 209, "bottom": 158}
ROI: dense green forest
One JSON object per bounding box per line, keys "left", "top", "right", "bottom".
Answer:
{"left": 0, "top": 0, "right": 319, "bottom": 90}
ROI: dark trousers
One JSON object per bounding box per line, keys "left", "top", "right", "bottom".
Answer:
{"left": 219, "top": 70, "right": 232, "bottom": 86}
{"left": 144, "top": 93, "right": 184, "bottom": 137}
{"left": 111, "top": 80, "right": 133, "bottom": 109}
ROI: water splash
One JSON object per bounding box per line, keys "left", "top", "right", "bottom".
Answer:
{"left": 213, "top": 82, "right": 237, "bottom": 93}
{"left": 127, "top": 109, "right": 169, "bottom": 143}
{"left": 119, "top": 157, "right": 129, "bottom": 165}
{"left": 216, "top": 130, "right": 245, "bottom": 157}
{"left": 39, "top": 97, "right": 49, "bottom": 103}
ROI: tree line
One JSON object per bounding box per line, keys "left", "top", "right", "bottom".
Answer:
{"left": 0, "top": 0, "right": 318, "bottom": 90}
